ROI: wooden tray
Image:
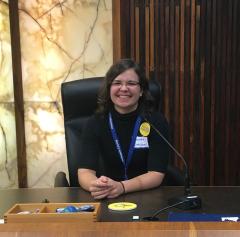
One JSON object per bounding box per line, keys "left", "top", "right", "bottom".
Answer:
{"left": 4, "top": 202, "right": 101, "bottom": 223}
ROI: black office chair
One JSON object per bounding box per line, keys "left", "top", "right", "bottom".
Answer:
{"left": 55, "top": 77, "right": 184, "bottom": 187}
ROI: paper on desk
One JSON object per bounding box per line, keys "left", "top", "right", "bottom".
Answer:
{"left": 222, "top": 217, "right": 239, "bottom": 222}
{"left": 0, "top": 219, "right": 4, "bottom": 224}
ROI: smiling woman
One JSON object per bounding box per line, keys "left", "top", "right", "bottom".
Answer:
{"left": 110, "top": 69, "right": 142, "bottom": 114}
{"left": 77, "top": 58, "right": 170, "bottom": 200}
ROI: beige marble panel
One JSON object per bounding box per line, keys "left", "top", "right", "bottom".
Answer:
{"left": 0, "top": 0, "right": 18, "bottom": 188}
{"left": 25, "top": 102, "right": 67, "bottom": 187}
{"left": 19, "top": 0, "right": 112, "bottom": 102}
{"left": 18, "top": 0, "right": 113, "bottom": 187}
{"left": 0, "top": 1, "right": 14, "bottom": 103}
{"left": 0, "top": 103, "right": 18, "bottom": 188}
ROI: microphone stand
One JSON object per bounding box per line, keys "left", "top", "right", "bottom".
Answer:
{"left": 142, "top": 200, "right": 189, "bottom": 221}
{"left": 144, "top": 118, "right": 202, "bottom": 210}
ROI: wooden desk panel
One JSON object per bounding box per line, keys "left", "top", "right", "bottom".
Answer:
{"left": 0, "top": 222, "right": 240, "bottom": 237}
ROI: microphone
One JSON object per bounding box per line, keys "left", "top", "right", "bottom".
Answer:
{"left": 142, "top": 200, "right": 189, "bottom": 221}
{"left": 144, "top": 117, "right": 202, "bottom": 210}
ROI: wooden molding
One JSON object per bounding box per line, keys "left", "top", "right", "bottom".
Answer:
{"left": 8, "top": 0, "right": 28, "bottom": 188}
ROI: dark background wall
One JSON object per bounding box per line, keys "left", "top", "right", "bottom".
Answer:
{"left": 113, "top": 0, "right": 240, "bottom": 186}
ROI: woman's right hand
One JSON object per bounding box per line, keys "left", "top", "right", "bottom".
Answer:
{"left": 89, "top": 176, "right": 111, "bottom": 199}
{"left": 89, "top": 176, "right": 124, "bottom": 199}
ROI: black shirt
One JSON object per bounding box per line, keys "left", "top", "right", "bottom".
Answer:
{"left": 79, "top": 108, "right": 169, "bottom": 181}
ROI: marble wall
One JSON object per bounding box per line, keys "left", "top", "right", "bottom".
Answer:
{"left": 0, "top": 0, "right": 113, "bottom": 188}
{"left": 0, "top": 0, "right": 18, "bottom": 188}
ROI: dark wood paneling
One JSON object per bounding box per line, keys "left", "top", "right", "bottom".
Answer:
{"left": 112, "top": 0, "right": 121, "bottom": 61}
{"left": 8, "top": 0, "right": 27, "bottom": 187}
{"left": 113, "top": 0, "right": 240, "bottom": 186}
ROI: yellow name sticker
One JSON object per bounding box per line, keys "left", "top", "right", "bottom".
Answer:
{"left": 139, "top": 122, "right": 150, "bottom": 136}
{"left": 108, "top": 202, "right": 137, "bottom": 211}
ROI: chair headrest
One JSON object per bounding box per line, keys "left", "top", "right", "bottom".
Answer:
{"left": 61, "top": 77, "right": 103, "bottom": 121}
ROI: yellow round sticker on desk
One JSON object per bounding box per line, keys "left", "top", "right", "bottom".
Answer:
{"left": 108, "top": 202, "right": 137, "bottom": 211}
{"left": 140, "top": 122, "right": 150, "bottom": 136}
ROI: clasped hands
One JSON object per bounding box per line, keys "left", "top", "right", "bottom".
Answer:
{"left": 89, "top": 176, "right": 124, "bottom": 199}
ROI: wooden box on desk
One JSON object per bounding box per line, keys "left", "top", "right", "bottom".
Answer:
{"left": 4, "top": 202, "right": 101, "bottom": 223}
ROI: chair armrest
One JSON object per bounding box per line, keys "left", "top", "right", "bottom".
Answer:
{"left": 54, "top": 171, "right": 70, "bottom": 187}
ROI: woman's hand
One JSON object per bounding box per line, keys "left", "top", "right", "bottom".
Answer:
{"left": 89, "top": 176, "right": 124, "bottom": 199}
{"left": 105, "top": 178, "right": 125, "bottom": 199}
{"left": 78, "top": 169, "right": 164, "bottom": 199}
{"left": 89, "top": 176, "right": 110, "bottom": 199}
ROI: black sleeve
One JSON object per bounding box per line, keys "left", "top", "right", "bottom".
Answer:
{"left": 78, "top": 115, "right": 100, "bottom": 171}
{"left": 147, "top": 113, "right": 170, "bottom": 173}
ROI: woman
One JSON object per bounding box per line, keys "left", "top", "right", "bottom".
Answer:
{"left": 78, "top": 58, "right": 169, "bottom": 199}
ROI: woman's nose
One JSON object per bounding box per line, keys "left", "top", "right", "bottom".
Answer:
{"left": 119, "top": 84, "right": 128, "bottom": 90}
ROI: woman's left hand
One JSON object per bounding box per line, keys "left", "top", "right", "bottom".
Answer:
{"left": 105, "top": 177, "right": 125, "bottom": 199}
{"left": 90, "top": 176, "right": 124, "bottom": 199}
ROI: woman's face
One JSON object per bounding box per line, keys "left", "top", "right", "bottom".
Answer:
{"left": 110, "top": 68, "right": 143, "bottom": 114}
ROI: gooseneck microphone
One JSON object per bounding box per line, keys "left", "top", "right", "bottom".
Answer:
{"left": 142, "top": 200, "right": 189, "bottom": 221}
{"left": 144, "top": 117, "right": 202, "bottom": 211}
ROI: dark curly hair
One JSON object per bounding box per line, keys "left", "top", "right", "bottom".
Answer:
{"left": 96, "top": 58, "right": 155, "bottom": 116}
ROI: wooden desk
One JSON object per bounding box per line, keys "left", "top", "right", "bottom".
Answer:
{"left": 0, "top": 222, "right": 240, "bottom": 237}
{"left": 0, "top": 186, "right": 240, "bottom": 236}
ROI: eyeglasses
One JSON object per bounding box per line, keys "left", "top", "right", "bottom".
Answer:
{"left": 111, "top": 80, "right": 140, "bottom": 88}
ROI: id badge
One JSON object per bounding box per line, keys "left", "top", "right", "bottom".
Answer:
{"left": 134, "top": 136, "right": 149, "bottom": 148}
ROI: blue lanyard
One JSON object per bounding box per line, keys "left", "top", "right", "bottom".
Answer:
{"left": 108, "top": 112, "right": 141, "bottom": 180}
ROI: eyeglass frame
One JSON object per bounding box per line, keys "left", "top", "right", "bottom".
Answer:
{"left": 111, "top": 80, "right": 140, "bottom": 88}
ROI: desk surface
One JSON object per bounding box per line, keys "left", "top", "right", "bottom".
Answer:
{"left": 1, "top": 186, "right": 240, "bottom": 221}
{"left": 0, "top": 186, "right": 240, "bottom": 236}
